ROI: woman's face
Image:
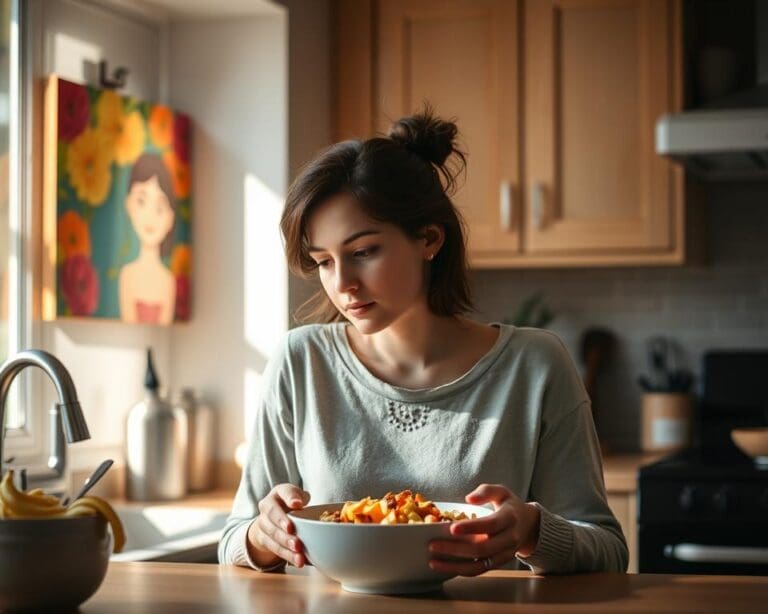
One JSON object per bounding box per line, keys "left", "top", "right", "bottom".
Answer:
{"left": 125, "top": 175, "right": 174, "bottom": 248}
{"left": 306, "top": 193, "right": 431, "bottom": 334}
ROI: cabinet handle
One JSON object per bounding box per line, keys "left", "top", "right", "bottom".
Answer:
{"left": 664, "top": 543, "right": 768, "bottom": 565}
{"left": 532, "top": 181, "right": 545, "bottom": 230}
{"left": 499, "top": 181, "right": 515, "bottom": 232}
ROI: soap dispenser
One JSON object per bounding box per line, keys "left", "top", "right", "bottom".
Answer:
{"left": 125, "top": 348, "right": 188, "bottom": 501}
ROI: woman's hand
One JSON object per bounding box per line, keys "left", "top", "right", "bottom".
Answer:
{"left": 428, "top": 484, "right": 541, "bottom": 576}
{"left": 246, "top": 484, "right": 311, "bottom": 568}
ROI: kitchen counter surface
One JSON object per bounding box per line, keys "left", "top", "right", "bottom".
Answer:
{"left": 109, "top": 489, "right": 237, "bottom": 511}
{"left": 81, "top": 562, "right": 768, "bottom": 613}
{"left": 602, "top": 452, "right": 664, "bottom": 492}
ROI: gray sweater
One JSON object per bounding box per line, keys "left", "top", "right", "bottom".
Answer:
{"left": 219, "top": 323, "right": 628, "bottom": 574}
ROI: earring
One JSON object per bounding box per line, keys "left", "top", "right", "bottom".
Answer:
{"left": 426, "top": 253, "right": 435, "bottom": 261}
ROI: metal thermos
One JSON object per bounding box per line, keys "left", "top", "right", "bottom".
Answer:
{"left": 175, "top": 388, "right": 215, "bottom": 492}
{"left": 125, "top": 349, "right": 188, "bottom": 501}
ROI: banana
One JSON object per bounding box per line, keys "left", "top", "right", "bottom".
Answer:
{"left": 0, "top": 471, "right": 66, "bottom": 518}
{"left": 65, "top": 496, "right": 126, "bottom": 553}
{"left": 0, "top": 470, "right": 126, "bottom": 553}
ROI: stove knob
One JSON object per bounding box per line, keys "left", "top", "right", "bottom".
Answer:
{"left": 760, "top": 489, "right": 768, "bottom": 511}
{"left": 679, "top": 485, "right": 703, "bottom": 513}
{"left": 713, "top": 486, "right": 734, "bottom": 515}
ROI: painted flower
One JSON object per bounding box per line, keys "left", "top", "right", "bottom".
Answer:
{"left": 113, "top": 110, "right": 145, "bottom": 165}
{"left": 149, "top": 105, "right": 173, "bottom": 149}
{"left": 57, "top": 80, "right": 90, "bottom": 142}
{"left": 170, "top": 244, "right": 191, "bottom": 277}
{"left": 57, "top": 210, "right": 91, "bottom": 259}
{"left": 175, "top": 275, "right": 190, "bottom": 321}
{"left": 66, "top": 128, "right": 112, "bottom": 206}
{"left": 60, "top": 254, "right": 99, "bottom": 316}
{"left": 96, "top": 91, "right": 145, "bottom": 165}
{"left": 95, "top": 90, "right": 123, "bottom": 138}
{"left": 163, "top": 150, "right": 190, "bottom": 199}
{"left": 173, "top": 113, "right": 191, "bottom": 163}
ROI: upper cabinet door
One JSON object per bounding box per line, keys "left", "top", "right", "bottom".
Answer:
{"left": 376, "top": 0, "right": 523, "bottom": 260}
{"left": 524, "top": 0, "right": 681, "bottom": 255}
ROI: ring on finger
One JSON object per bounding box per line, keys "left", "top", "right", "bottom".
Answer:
{"left": 473, "top": 556, "right": 494, "bottom": 570}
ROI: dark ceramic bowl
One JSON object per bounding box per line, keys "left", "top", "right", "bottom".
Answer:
{"left": 0, "top": 515, "right": 111, "bottom": 611}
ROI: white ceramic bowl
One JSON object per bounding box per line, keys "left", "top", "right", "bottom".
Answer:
{"left": 731, "top": 427, "right": 768, "bottom": 466}
{"left": 289, "top": 501, "right": 492, "bottom": 594}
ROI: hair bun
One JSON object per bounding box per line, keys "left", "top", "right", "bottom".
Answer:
{"left": 388, "top": 108, "right": 459, "bottom": 167}
{"left": 388, "top": 105, "right": 466, "bottom": 194}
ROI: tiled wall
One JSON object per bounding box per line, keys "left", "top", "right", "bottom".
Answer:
{"left": 471, "top": 181, "right": 768, "bottom": 451}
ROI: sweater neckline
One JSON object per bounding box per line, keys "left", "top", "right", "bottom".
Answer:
{"left": 329, "top": 321, "right": 514, "bottom": 402}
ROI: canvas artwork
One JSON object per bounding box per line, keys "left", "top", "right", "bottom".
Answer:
{"left": 43, "top": 75, "right": 192, "bottom": 324}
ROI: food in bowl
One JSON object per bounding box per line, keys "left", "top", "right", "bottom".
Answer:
{"left": 320, "top": 489, "right": 476, "bottom": 524}
{"left": 0, "top": 470, "right": 126, "bottom": 611}
{"left": 290, "top": 492, "right": 492, "bottom": 594}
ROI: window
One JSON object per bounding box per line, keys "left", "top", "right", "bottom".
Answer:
{"left": 3, "top": 0, "right": 31, "bottom": 442}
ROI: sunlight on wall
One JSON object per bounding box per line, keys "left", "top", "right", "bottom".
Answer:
{"left": 243, "top": 173, "right": 288, "bottom": 438}
{"left": 50, "top": 32, "right": 101, "bottom": 80}
{"left": 243, "top": 173, "right": 287, "bottom": 355}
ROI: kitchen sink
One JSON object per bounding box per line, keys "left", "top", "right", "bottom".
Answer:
{"left": 110, "top": 505, "right": 229, "bottom": 563}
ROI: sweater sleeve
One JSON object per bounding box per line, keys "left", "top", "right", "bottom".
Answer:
{"left": 517, "top": 401, "right": 628, "bottom": 574}
{"left": 516, "top": 333, "right": 628, "bottom": 574}
{"left": 218, "top": 334, "right": 302, "bottom": 569}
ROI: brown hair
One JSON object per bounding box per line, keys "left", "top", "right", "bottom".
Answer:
{"left": 128, "top": 152, "right": 176, "bottom": 259}
{"left": 280, "top": 106, "right": 474, "bottom": 323}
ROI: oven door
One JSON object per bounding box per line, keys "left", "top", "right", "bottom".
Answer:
{"left": 639, "top": 523, "right": 768, "bottom": 575}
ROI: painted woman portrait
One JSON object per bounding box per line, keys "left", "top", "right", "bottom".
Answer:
{"left": 119, "top": 152, "right": 177, "bottom": 325}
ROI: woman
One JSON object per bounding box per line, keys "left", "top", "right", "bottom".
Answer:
{"left": 119, "top": 153, "right": 177, "bottom": 325}
{"left": 219, "top": 109, "right": 628, "bottom": 575}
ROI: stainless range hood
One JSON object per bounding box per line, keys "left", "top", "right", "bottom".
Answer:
{"left": 656, "top": 1, "right": 768, "bottom": 180}
{"left": 656, "top": 109, "right": 768, "bottom": 180}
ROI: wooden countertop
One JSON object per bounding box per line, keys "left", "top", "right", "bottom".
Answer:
{"left": 109, "top": 489, "right": 236, "bottom": 511}
{"left": 602, "top": 453, "right": 664, "bottom": 493}
{"left": 81, "top": 562, "right": 768, "bottom": 613}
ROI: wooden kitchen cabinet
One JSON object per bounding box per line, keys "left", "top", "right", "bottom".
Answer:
{"left": 603, "top": 453, "right": 663, "bottom": 573}
{"left": 332, "top": 0, "right": 684, "bottom": 268}
{"left": 607, "top": 491, "right": 638, "bottom": 573}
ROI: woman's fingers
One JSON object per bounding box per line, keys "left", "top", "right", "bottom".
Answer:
{"left": 451, "top": 511, "right": 509, "bottom": 537}
{"left": 255, "top": 520, "right": 306, "bottom": 567}
{"left": 465, "top": 483, "right": 512, "bottom": 506}
{"left": 429, "top": 547, "right": 519, "bottom": 577}
{"left": 430, "top": 529, "right": 516, "bottom": 560}
{"left": 253, "top": 484, "right": 312, "bottom": 566}
{"left": 450, "top": 500, "right": 517, "bottom": 537}
{"left": 274, "top": 484, "right": 311, "bottom": 509}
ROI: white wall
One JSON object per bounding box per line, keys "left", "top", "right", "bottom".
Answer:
{"left": 28, "top": 0, "right": 291, "bottom": 478}
{"left": 166, "top": 13, "right": 289, "bottom": 466}
{"left": 30, "top": 0, "right": 172, "bottom": 470}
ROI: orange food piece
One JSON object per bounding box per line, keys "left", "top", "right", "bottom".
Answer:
{"left": 322, "top": 490, "right": 474, "bottom": 525}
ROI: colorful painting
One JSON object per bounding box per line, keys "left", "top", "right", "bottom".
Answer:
{"left": 42, "top": 75, "right": 192, "bottom": 324}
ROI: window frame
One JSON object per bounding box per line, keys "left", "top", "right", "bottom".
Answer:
{"left": 4, "top": 0, "right": 48, "bottom": 466}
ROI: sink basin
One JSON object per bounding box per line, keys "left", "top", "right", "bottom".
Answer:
{"left": 110, "top": 505, "right": 229, "bottom": 563}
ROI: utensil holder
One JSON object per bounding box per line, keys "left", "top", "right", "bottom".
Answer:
{"left": 641, "top": 393, "right": 692, "bottom": 452}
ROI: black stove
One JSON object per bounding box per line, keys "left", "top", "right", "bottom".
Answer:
{"left": 637, "top": 351, "right": 768, "bottom": 575}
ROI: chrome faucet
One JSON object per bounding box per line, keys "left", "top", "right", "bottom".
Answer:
{"left": 0, "top": 350, "right": 90, "bottom": 477}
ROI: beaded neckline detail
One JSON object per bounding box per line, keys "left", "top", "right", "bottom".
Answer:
{"left": 386, "top": 401, "right": 431, "bottom": 432}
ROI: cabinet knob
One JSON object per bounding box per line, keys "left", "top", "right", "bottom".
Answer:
{"left": 499, "top": 181, "right": 516, "bottom": 232}
{"left": 532, "top": 181, "right": 546, "bottom": 230}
